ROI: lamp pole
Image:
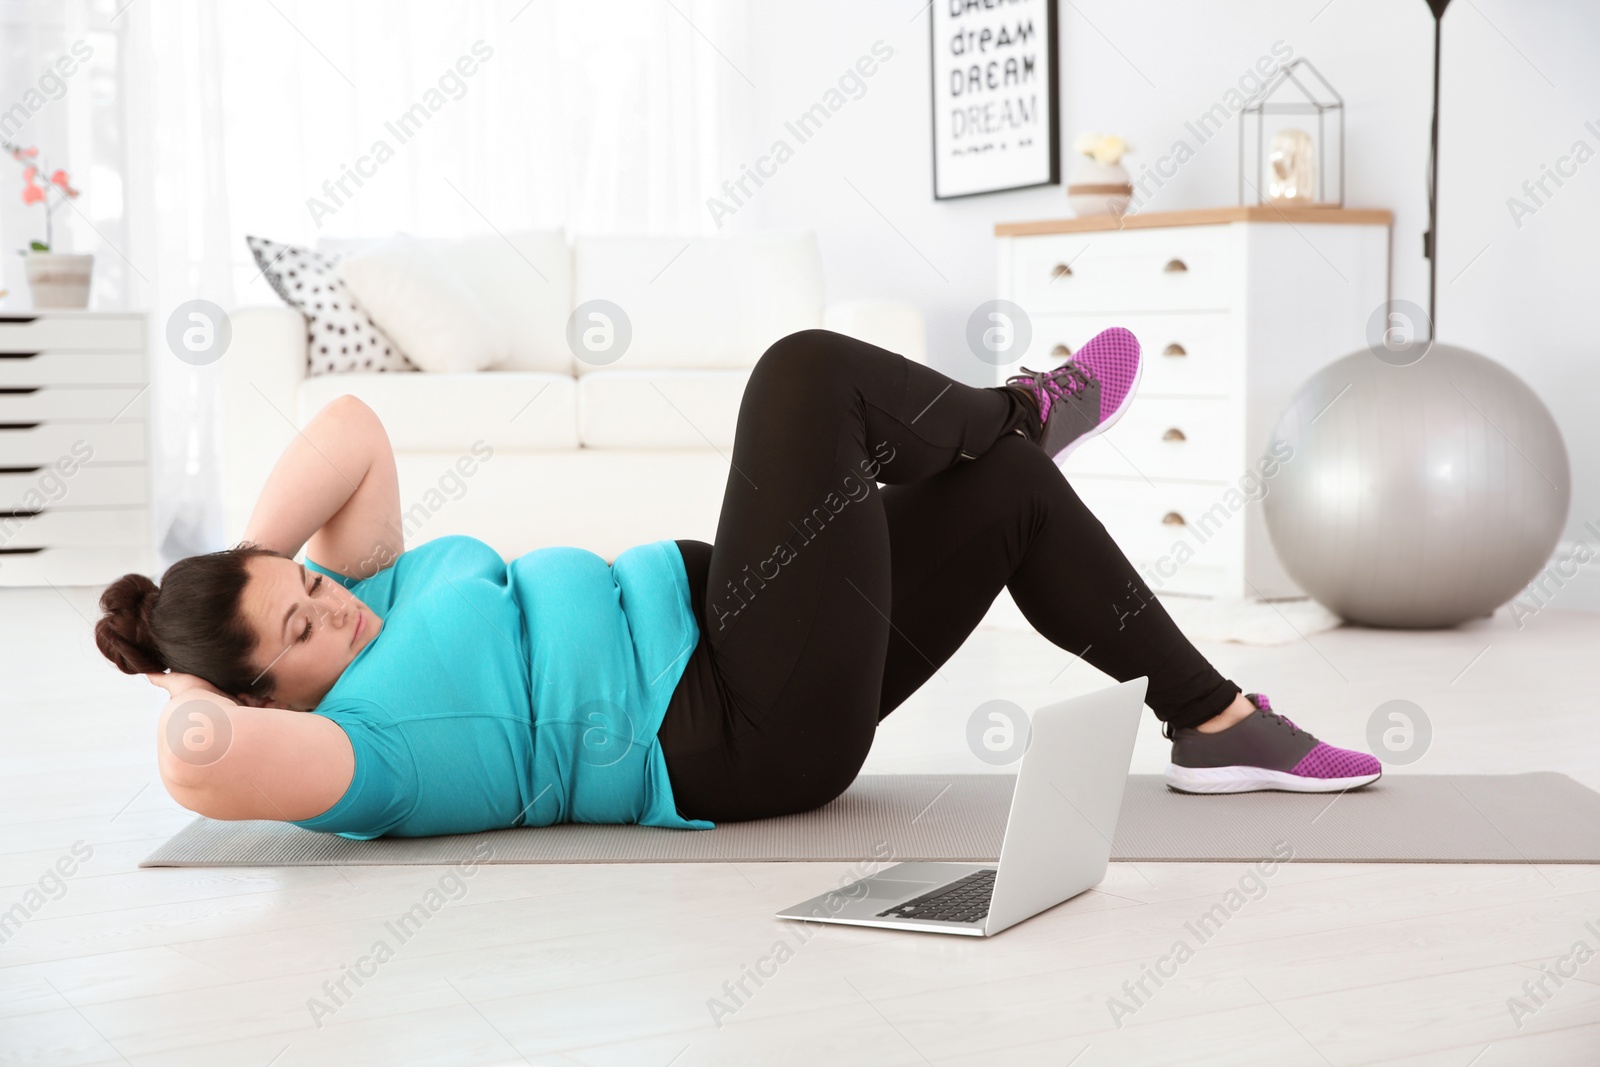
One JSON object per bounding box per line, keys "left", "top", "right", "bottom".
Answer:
{"left": 1425, "top": 0, "right": 1452, "bottom": 338}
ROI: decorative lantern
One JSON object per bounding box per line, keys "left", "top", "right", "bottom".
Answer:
{"left": 1238, "top": 57, "right": 1344, "bottom": 208}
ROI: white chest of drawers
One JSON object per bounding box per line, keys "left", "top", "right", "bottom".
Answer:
{"left": 0, "top": 312, "right": 153, "bottom": 586}
{"left": 993, "top": 207, "right": 1392, "bottom": 599}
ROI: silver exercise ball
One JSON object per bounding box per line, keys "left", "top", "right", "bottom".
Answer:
{"left": 1263, "top": 343, "right": 1570, "bottom": 628}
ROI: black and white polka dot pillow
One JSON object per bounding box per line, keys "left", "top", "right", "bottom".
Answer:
{"left": 246, "top": 235, "right": 419, "bottom": 376}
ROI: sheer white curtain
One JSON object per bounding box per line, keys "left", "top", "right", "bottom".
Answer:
{"left": 5, "top": 0, "right": 749, "bottom": 571}
{"left": 123, "top": 0, "right": 235, "bottom": 571}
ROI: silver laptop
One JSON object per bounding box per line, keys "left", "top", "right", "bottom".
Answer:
{"left": 775, "top": 677, "right": 1147, "bottom": 938}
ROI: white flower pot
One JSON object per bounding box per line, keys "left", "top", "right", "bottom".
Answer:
{"left": 24, "top": 252, "right": 94, "bottom": 309}
{"left": 1067, "top": 158, "right": 1132, "bottom": 217}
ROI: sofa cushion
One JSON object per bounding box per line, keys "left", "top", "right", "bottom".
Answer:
{"left": 298, "top": 371, "right": 578, "bottom": 451}
{"left": 387, "top": 449, "right": 732, "bottom": 564}
{"left": 571, "top": 230, "right": 823, "bottom": 375}
{"left": 319, "top": 230, "right": 575, "bottom": 375}
{"left": 338, "top": 237, "right": 511, "bottom": 373}
{"left": 577, "top": 369, "right": 750, "bottom": 449}
{"left": 822, "top": 299, "right": 928, "bottom": 363}
{"left": 429, "top": 230, "right": 574, "bottom": 375}
{"left": 249, "top": 235, "right": 420, "bottom": 376}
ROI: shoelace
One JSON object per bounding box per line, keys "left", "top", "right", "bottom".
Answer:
{"left": 1259, "top": 709, "right": 1303, "bottom": 737}
{"left": 1248, "top": 694, "right": 1302, "bottom": 736}
{"left": 1008, "top": 361, "right": 1093, "bottom": 426}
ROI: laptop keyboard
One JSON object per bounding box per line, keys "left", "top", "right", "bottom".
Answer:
{"left": 876, "top": 869, "right": 997, "bottom": 924}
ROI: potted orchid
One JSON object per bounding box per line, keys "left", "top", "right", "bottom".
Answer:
{"left": 1067, "top": 133, "right": 1134, "bottom": 218}
{"left": 4, "top": 141, "right": 93, "bottom": 308}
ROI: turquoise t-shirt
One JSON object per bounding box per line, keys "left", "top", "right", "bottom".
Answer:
{"left": 289, "top": 534, "right": 714, "bottom": 838}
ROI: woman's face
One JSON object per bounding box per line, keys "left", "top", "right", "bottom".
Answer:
{"left": 237, "top": 555, "right": 383, "bottom": 711}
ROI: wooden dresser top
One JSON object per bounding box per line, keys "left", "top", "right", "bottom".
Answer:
{"left": 994, "top": 206, "right": 1393, "bottom": 237}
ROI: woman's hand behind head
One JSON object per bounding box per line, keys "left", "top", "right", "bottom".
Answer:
{"left": 144, "top": 671, "right": 227, "bottom": 701}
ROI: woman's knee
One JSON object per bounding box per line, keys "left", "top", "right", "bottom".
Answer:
{"left": 750, "top": 329, "right": 858, "bottom": 393}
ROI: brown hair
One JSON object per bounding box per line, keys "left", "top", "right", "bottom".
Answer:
{"left": 94, "top": 542, "right": 287, "bottom": 700}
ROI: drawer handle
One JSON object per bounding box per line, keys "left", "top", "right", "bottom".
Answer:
{"left": 0, "top": 547, "right": 44, "bottom": 555}
{"left": 0, "top": 508, "right": 41, "bottom": 519}
{"left": 0, "top": 466, "right": 44, "bottom": 474}
{"left": 1162, "top": 428, "right": 1187, "bottom": 442}
{"left": 0, "top": 387, "right": 41, "bottom": 395}
{"left": 0, "top": 352, "right": 42, "bottom": 359}
{"left": 1162, "top": 511, "right": 1187, "bottom": 526}
{"left": 0, "top": 316, "right": 39, "bottom": 324}
{"left": 0, "top": 423, "right": 41, "bottom": 430}
{"left": 1163, "top": 343, "right": 1187, "bottom": 357}
{"left": 1163, "top": 258, "right": 1188, "bottom": 273}
{"left": 1051, "top": 343, "right": 1073, "bottom": 357}
{"left": 1050, "top": 263, "right": 1074, "bottom": 280}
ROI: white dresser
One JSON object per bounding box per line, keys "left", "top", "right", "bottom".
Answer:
{"left": 992, "top": 206, "right": 1391, "bottom": 599}
{"left": 0, "top": 312, "right": 153, "bottom": 586}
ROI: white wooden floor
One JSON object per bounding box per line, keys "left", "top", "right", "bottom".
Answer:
{"left": 3, "top": 583, "right": 1598, "bottom": 1066}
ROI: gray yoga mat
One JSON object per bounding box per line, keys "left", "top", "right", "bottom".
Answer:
{"left": 139, "top": 772, "right": 1600, "bottom": 867}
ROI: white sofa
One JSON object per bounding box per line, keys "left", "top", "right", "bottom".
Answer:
{"left": 220, "top": 228, "right": 927, "bottom": 563}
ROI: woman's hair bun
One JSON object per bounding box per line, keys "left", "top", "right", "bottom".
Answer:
{"left": 95, "top": 573, "right": 167, "bottom": 675}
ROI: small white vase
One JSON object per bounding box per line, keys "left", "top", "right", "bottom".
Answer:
{"left": 24, "top": 252, "right": 94, "bottom": 309}
{"left": 1067, "top": 158, "right": 1132, "bottom": 217}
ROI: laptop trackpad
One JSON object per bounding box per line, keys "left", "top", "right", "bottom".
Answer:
{"left": 860, "top": 878, "right": 939, "bottom": 900}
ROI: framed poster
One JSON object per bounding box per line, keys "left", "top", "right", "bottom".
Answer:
{"left": 929, "top": 0, "right": 1060, "bottom": 200}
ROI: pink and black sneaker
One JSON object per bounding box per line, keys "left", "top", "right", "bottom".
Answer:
{"left": 1005, "top": 325, "right": 1143, "bottom": 461}
{"left": 1165, "top": 692, "right": 1383, "bottom": 794}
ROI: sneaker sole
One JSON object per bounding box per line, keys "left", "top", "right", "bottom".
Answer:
{"left": 1163, "top": 762, "right": 1382, "bottom": 794}
{"left": 1049, "top": 342, "right": 1144, "bottom": 464}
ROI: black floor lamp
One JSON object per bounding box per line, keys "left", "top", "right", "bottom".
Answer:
{"left": 1424, "top": 0, "right": 1451, "bottom": 337}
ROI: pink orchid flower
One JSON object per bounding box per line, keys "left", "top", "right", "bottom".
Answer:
{"left": 4, "top": 140, "right": 81, "bottom": 248}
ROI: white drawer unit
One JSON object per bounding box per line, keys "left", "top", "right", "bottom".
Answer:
{"left": 994, "top": 207, "right": 1392, "bottom": 598}
{"left": 0, "top": 385, "right": 151, "bottom": 422}
{"left": 1069, "top": 475, "right": 1246, "bottom": 597}
{"left": 0, "top": 315, "right": 144, "bottom": 352}
{"left": 1060, "top": 395, "right": 1243, "bottom": 482}
{"left": 1011, "top": 224, "right": 1239, "bottom": 313}
{"left": 1028, "top": 312, "right": 1244, "bottom": 398}
{"left": 0, "top": 312, "right": 153, "bottom": 586}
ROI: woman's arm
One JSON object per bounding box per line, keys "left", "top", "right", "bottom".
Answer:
{"left": 157, "top": 684, "right": 355, "bottom": 821}
{"left": 241, "top": 394, "right": 404, "bottom": 582}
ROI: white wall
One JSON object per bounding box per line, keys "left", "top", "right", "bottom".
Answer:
{"left": 720, "top": 0, "right": 1600, "bottom": 607}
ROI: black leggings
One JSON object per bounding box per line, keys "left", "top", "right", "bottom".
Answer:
{"left": 656, "top": 329, "right": 1239, "bottom": 823}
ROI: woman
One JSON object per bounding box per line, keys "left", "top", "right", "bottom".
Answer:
{"left": 94, "top": 327, "right": 1379, "bottom": 839}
